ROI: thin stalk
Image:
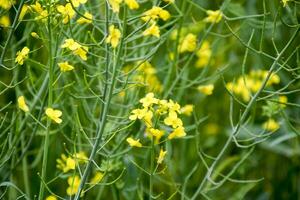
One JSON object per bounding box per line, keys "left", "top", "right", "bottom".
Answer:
{"left": 149, "top": 137, "right": 154, "bottom": 200}
{"left": 38, "top": 2, "right": 54, "bottom": 199}
{"left": 73, "top": 6, "right": 128, "bottom": 200}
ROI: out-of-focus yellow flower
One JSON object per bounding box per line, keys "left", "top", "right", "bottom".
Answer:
{"left": 163, "top": 0, "right": 174, "bottom": 3}
{"left": 45, "top": 195, "right": 57, "bottom": 200}
{"left": 109, "top": 0, "right": 122, "bottom": 13}
{"left": 179, "top": 33, "right": 197, "bottom": 53}
{"left": 197, "top": 84, "right": 214, "bottom": 95}
{"left": 279, "top": 95, "right": 287, "bottom": 108}
{"left": 164, "top": 111, "right": 183, "bottom": 128}
{"left": 57, "top": 3, "right": 76, "bottom": 24}
{"left": 143, "top": 22, "right": 160, "bottom": 38}
{"left": 19, "top": 4, "right": 29, "bottom": 20}
{"left": 126, "top": 137, "right": 142, "bottom": 147}
{"left": 45, "top": 108, "right": 62, "bottom": 124}
{"left": 15, "top": 47, "right": 30, "bottom": 65}
{"left": 263, "top": 118, "right": 279, "bottom": 132}
{"left": 139, "top": 93, "right": 159, "bottom": 108}
{"left": 168, "top": 126, "right": 186, "bottom": 139}
{"left": 204, "top": 123, "right": 219, "bottom": 135}
{"left": 58, "top": 62, "right": 74, "bottom": 72}
{"left": 0, "top": 15, "right": 10, "bottom": 27}
{"left": 195, "top": 41, "right": 211, "bottom": 68}
{"left": 125, "top": 0, "right": 139, "bottom": 10}
{"left": 141, "top": 6, "right": 170, "bottom": 22}
{"left": 129, "top": 108, "right": 148, "bottom": 120}
{"left": 157, "top": 149, "right": 167, "bottom": 164}
{"left": 61, "top": 39, "right": 88, "bottom": 60}
{"left": 70, "top": 0, "right": 87, "bottom": 7}
{"left": 56, "top": 154, "right": 76, "bottom": 173}
{"left": 90, "top": 171, "right": 104, "bottom": 184}
{"left": 77, "top": 12, "right": 93, "bottom": 24}
{"left": 67, "top": 176, "right": 81, "bottom": 196}
{"left": 30, "top": 2, "right": 48, "bottom": 21}
{"left": 31, "top": 32, "right": 39, "bottom": 38}
{"left": 180, "top": 104, "right": 194, "bottom": 116}
{"left": 106, "top": 25, "right": 121, "bottom": 48}
{"left": 282, "top": 0, "right": 289, "bottom": 7}
{"left": 0, "top": 0, "right": 15, "bottom": 9}
{"left": 147, "top": 128, "right": 164, "bottom": 143}
{"left": 204, "top": 10, "right": 223, "bottom": 23}
{"left": 18, "top": 96, "right": 29, "bottom": 112}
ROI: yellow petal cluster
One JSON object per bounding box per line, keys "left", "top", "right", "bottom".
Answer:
{"left": 263, "top": 118, "right": 279, "bottom": 132}
{"left": 67, "top": 175, "right": 81, "bottom": 196}
{"left": 109, "top": 0, "right": 122, "bottom": 13}
{"left": 106, "top": 25, "right": 121, "bottom": 48}
{"left": 18, "top": 96, "right": 29, "bottom": 112}
{"left": 58, "top": 62, "right": 74, "bottom": 72}
{"left": 0, "top": 15, "right": 10, "bottom": 27}
{"left": 143, "top": 22, "right": 160, "bottom": 38}
{"left": 125, "top": 0, "right": 139, "bottom": 10}
{"left": 126, "top": 137, "right": 142, "bottom": 147}
{"left": 197, "top": 84, "right": 214, "bottom": 95}
{"left": 45, "top": 108, "right": 62, "bottom": 124}
{"left": 204, "top": 10, "right": 223, "bottom": 23}
{"left": 180, "top": 104, "right": 194, "bottom": 116}
{"left": 61, "top": 39, "right": 89, "bottom": 60}
{"left": 195, "top": 41, "right": 212, "bottom": 68}
{"left": 15, "top": 47, "right": 30, "bottom": 65}
{"left": 57, "top": 3, "right": 76, "bottom": 24}
{"left": 179, "top": 33, "right": 197, "bottom": 53}
{"left": 77, "top": 12, "right": 93, "bottom": 24}
{"left": 157, "top": 149, "right": 167, "bottom": 164}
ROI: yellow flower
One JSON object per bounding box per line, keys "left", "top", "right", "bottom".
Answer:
{"left": 195, "top": 41, "right": 211, "bottom": 68}
{"left": 157, "top": 149, "right": 167, "bottom": 164}
{"left": 45, "top": 195, "right": 57, "bottom": 200}
{"left": 163, "top": 0, "right": 174, "bottom": 3}
{"left": 143, "top": 22, "right": 160, "bottom": 38}
{"left": 167, "top": 100, "right": 181, "bottom": 113}
{"left": 61, "top": 39, "right": 88, "bottom": 60}
{"left": 77, "top": 12, "right": 93, "bottom": 24}
{"left": 90, "top": 171, "right": 104, "bottom": 184}
{"left": 109, "top": 0, "right": 122, "bottom": 13}
{"left": 15, "top": 47, "right": 30, "bottom": 65}
{"left": 139, "top": 93, "right": 159, "bottom": 108}
{"left": 30, "top": 2, "right": 48, "bottom": 20}
{"left": 0, "top": 15, "right": 10, "bottom": 27}
{"left": 70, "top": 0, "right": 87, "bottom": 7}
{"left": 0, "top": 0, "right": 15, "bottom": 10}
{"left": 278, "top": 95, "right": 287, "bottom": 108}
{"left": 180, "top": 104, "right": 193, "bottom": 116}
{"left": 179, "top": 33, "right": 197, "bottom": 53}
{"left": 129, "top": 108, "right": 148, "bottom": 120}
{"left": 126, "top": 137, "right": 142, "bottom": 147}
{"left": 282, "top": 0, "right": 289, "bottom": 7}
{"left": 58, "top": 62, "right": 74, "bottom": 72}
{"left": 45, "top": 108, "right": 62, "bottom": 124}
{"left": 67, "top": 176, "right": 81, "bottom": 196}
{"left": 73, "top": 151, "right": 88, "bottom": 162}
{"left": 204, "top": 10, "right": 223, "bottom": 23}
{"left": 19, "top": 4, "right": 28, "bottom": 20}
{"left": 263, "top": 118, "right": 279, "bottom": 132}
{"left": 125, "top": 0, "right": 139, "bottom": 10}
{"left": 56, "top": 154, "right": 75, "bottom": 173}
{"left": 31, "top": 32, "right": 39, "bottom": 38}
{"left": 106, "top": 25, "right": 121, "bottom": 48}
{"left": 57, "top": 3, "right": 76, "bottom": 24}
{"left": 141, "top": 6, "right": 170, "bottom": 22}
{"left": 164, "top": 111, "right": 183, "bottom": 128}
{"left": 18, "top": 96, "right": 29, "bottom": 112}
{"left": 168, "top": 126, "right": 186, "bottom": 139}
{"left": 197, "top": 84, "right": 214, "bottom": 95}
{"left": 147, "top": 128, "right": 164, "bottom": 143}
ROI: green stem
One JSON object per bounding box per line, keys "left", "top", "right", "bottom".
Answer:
{"left": 149, "top": 137, "right": 154, "bottom": 200}
{"left": 38, "top": 2, "right": 54, "bottom": 199}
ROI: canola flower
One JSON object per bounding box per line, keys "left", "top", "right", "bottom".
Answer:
{"left": 128, "top": 93, "right": 186, "bottom": 144}
{"left": 142, "top": 6, "right": 170, "bottom": 22}
{"left": 58, "top": 62, "right": 74, "bottom": 72}
{"left": 70, "top": 0, "right": 87, "bottom": 8}
{"left": 106, "top": 25, "right": 121, "bottom": 48}
{"left": 143, "top": 22, "right": 160, "bottom": 38}
{"left": 57, "top": 3, "right": 76, "bottom": 24}
{"left": 67, "top": 175, "right": 81, "bottom": 196}
{"left": 163, "top": 0, "right": 174, "bottom": 3}
{"left": 179, "top": 33, "right": 197, "bottom": 53}
{"left": 56, "top": 152, "right": 88, "bottom": 173}
{"left": 226, "top": 70, "right": 280, "bottom": 102}
{"left": 109, "top": 0, "right": 122, "bottom": 13}
{"left": 15, "top": 47, "right": 30, "bottom": 65}
{"left": 0, "top": 0, "right": 15, "bottom": 10}
{"left": 61, "top": 39, "right": 88, "bottom": 60}
{"left": 278, "top": 96, "right": 288, "bottom": 108}
{"left": 282, "top": 0, "right": 289, "bottom": 7}
{"left": 31, "top": 32, "right": 39, "bottom": 38}
{"left": 77, "top": 12, "right": 93, "bottom": 24}
{"left": 45, "top": 108, "right": 62, "bottom": 124}
{"left": 195, "top": 41, "right": 212, "bottom": 68}
{"left": 204, "top": 10, "right": 223, "bottom": 23}
{"left": 18, "top": 96, "right": 29, "bottom": 112}
{"left": 30, "top": 2, "right": 48, "bottom": 21}
{"left": 126, "top": 137, "right": 142, "bottom": 147}
{"left": 19, "top": 4, "right": 29, "bottom": 21}
{"left": 45, "top": 195, "right": 57, "bottom": 200}
{"left": 125, "top": 0, "right": 139, "bottom": 10}
{"left": 263, "top": 118, "right": 280, "bottom": 132}
{"left": 0, "top": 15, "right": 10, "bottom": 27}
{"left": 90, "top": 171, "right": 104, "bottom": 184}
{"left": 180, "top": 104, "right": 194, "bottom": 116}
{"left": 197, "top": 84, "right": 214, "bottom": 95}
{"left": 157, "top": 149, "right": 167, "bottom": 164}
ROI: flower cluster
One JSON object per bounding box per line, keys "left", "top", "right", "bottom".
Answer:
{"left": 56, "top": 152, "right": 88, "bottom": 173}
{"left": 15, "top": 47, "right": 30, "bottom": 65}
{"left": 61, "top": 39, "right": 89, "bottom": 60}
{"left": 128, "top": 93, "right": 187, "bottom": 147}
{"left": 106, "top": 25, "right": 121, "bottom": 48}
{"left": 226, "top": 70, "right": 280, "bottom": 102}
{"left": 204, "top": 10, "right": 223, "bottom": 23}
